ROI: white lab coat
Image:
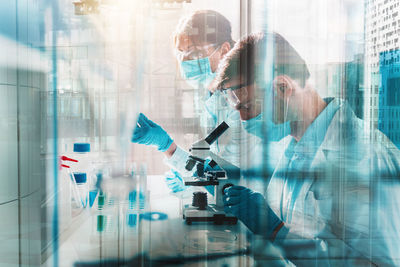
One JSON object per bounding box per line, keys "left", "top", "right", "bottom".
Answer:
{"left": 266, "top": 99, "right": 400, "bottom": 266}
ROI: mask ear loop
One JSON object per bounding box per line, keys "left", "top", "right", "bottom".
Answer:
{"left": 191, "top": 45, "right": 218, "bottom": 78}
{"left": 269, "top": 82, "right": 289, "bottom": 135}
{"left": 208, "top": 44, "right": 221, "bottom": 58}
{"left": 284, "top": 95, "right": 289, "bottom": 124}
{"left": 275, "top": 82, "right": 290, "bottom": 124}
{"left": 235, "top": 87, "right": 249, "bottom": 108}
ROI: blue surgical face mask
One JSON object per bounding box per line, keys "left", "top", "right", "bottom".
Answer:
{"left": 242, "top": 83, "right": 291, "bottom": 141}
{"left": 241, "top": 113, "right": 291, "bottom": 141}
{"left": 180, "top": 46, "right": 220, "bottom": 90}
{"left": 180, "top": 56, "right": 216, "bottom": 89}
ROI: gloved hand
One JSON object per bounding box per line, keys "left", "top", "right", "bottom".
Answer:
{"left": 193, "top": 159, "right": 221, "bottom": 177}
{"left": 223, "top": 186, "right": 282, "bottom": 238}
{"left": 132, "top": 113, "right": 173, "bottom": 152}
{"left": 204, "top": 159, "right": 222, "bottom": 172}
{"left": 164, "top": 170, "right": 186, "bottom": 193}
{"left": 193, "top": 159, "right": 221, "bottom": 195}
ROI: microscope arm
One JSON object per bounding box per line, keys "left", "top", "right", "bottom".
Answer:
{"left": 207, "top": 151, "right": 241, "bottom": 180}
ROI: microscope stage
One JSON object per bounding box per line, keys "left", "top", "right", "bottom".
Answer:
{"left": 183, "top": 204, "right": 237, "bottom": 225}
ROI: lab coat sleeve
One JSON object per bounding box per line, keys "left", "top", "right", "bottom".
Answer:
{"left": 275, "top": 215, "right": 399, "bottom": 267}
{"left": 272, "top": 225, "right": 330, "bottom": 263}
{"left": 271, "top": 224, "right": 372, "bottom": 266}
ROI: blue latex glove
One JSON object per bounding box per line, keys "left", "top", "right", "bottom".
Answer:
{"left": 132, "top": 113, "right": 173, "bottom": 152}
{"left": 164, "top": 170, "right": 186, "bottom": 193}
{"left": 193, "top": 159, "right": 222, "bottom": 177}
{"left": 223, "top": 186, "right": 282, "bottom": 238}
{"left": 204, "top": 159, "right": 222, "bottom": 172}
{"left": 193, "top": 159, "right": 221, "bottom": 195}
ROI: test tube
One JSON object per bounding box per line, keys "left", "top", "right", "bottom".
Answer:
{"left": 138, "top": 163, "right": 147, "bottom": 210}
{"left": 67, "top": 169, "right": 83, "bottom": 209}
{"left": 73, "top": 172, "right": 88, "bottom": 208}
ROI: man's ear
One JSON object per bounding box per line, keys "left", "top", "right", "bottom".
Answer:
{"left": 219, "top": 42, "right": 231, "bottom": 59}
{"left": 273, "top": 75, "right": 294, "bottom": 100}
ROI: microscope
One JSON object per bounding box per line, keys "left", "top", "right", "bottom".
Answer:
{"left": 183, "top": 121, "right": 240, "bottom": 225}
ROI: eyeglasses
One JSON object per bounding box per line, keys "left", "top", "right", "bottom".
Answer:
{"left": 221, "top": 83, "right": 249, "bottom": 92}
{"left": 220, "top": 83, "right": 249, "bottom": 109}
{"left": 175, "top": 43, "right": 219, "bottom": 61}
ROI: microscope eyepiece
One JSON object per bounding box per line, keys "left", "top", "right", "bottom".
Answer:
{"left": 204, "top": 121, "right": 229, "bottom": 145}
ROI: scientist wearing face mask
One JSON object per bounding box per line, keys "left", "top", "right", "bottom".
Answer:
{"left": 169, "top": 9, "right": 244, "bottom": 167}
{"left": 213, "top": 32, "right": 400, "bottom": 266}
{"left": 132, "top": 10, "right": 261, "bottom": 193}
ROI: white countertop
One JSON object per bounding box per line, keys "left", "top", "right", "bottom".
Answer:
{"left": 44, "top": 175, "right": 252, "bottom": 267}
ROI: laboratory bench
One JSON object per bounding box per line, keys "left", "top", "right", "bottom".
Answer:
{"left": 43, "top": 175, "right": 254, "bottom": 267}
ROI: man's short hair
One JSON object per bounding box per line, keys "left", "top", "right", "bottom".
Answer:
{"left": 173, "top": 10, "right": 235, "bottom": 49}
{"left": 214, "top": 32, "right": 310, "bottom": 90}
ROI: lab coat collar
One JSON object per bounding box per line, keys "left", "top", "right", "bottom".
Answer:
{"left": 318, "top": 99, "right": 371, "bottom": 166}
{"left": 285, "top": 98, "right": 341, "bottom": 160}
{"left": 319, "top": 99, "right": 360, "bottom": 152}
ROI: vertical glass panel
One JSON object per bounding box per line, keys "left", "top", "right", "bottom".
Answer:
{"left": 0, "top": 0, "right": 399, "bottom": 266}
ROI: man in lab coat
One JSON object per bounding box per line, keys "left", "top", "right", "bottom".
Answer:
{"left": 132, "top": 10, "right": 263, "bottom": 191}
{"left": 213, "top": 32, "right": 400, "bottom": 266}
